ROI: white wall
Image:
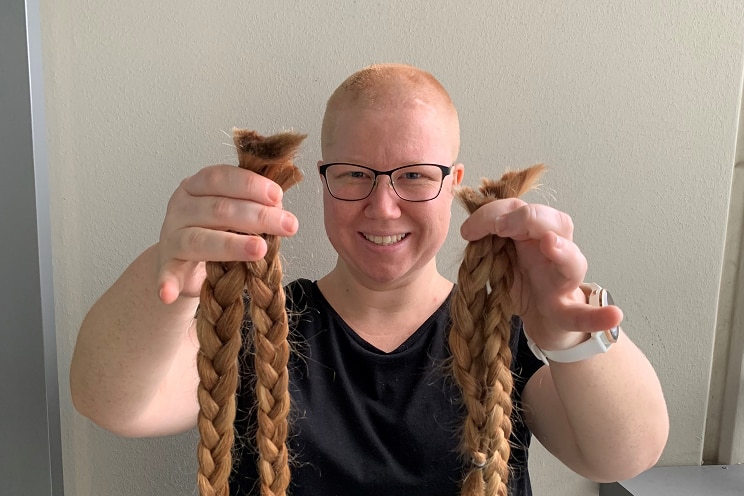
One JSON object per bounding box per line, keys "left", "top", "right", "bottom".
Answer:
{"left": 40, "top": 1, "right": 744, "bottom": 495}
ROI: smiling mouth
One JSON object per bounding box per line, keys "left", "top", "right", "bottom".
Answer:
{"left": 363, "top": 233, "right": 408, "bottom": 246}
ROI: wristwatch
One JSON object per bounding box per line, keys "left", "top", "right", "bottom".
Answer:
{"left": 525, "top": 283, "right": 620, "bottom": 364}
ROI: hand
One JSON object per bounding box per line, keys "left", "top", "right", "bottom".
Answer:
{"left": 460, "top": 198, "right": 623, "bottom": 350}
{"left": 157, "top": 165, "right": 299, "bottom": 304}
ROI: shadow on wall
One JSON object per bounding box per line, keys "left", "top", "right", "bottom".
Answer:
{"left": 67, "top": 417, "right": 200, "bottom": 495}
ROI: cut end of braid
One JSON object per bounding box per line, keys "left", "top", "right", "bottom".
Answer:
{"left": 457, "top": 164, "right": 546, "bottom": 213}
{"left": 233, "top": 129, "right": 306, "bottom": 191}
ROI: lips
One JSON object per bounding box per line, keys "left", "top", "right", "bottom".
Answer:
{"left": 362, "top": 233, "right": 408, "bottom": 246}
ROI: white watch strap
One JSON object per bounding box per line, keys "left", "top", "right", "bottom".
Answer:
{"left": 524, "top": 282, "right": 618, "bottom": 364}
{"left": 525, "top": 330, "right": 612, "bottom": 364}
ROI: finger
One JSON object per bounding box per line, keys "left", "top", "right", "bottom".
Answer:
{"left": 536, "top": 232, "right": 587, "bottom": 289}
{"left": 158, "top": 229, "right": 272, "bottom": 303}
{"left": 158, "top": 260, "right": 192, "bottom": 305}
{"left": 548, "top": 299, "right": 624, "bottom": 335}
{"left": 492, "top": 203, "right": 574, "bottom": 242}
{"left": 460, "top": 198, "right": 527, "bottom": 241}
{"left": 175, "top": 196, "right": 298, "bottom": 237}
{"left": 164, "top": 228, "right": 269, "bottom": 266}
{"left": 182, "top": 165, "right": 284, "bottom": 205}
{"left": 158, "top": 278, "right": 178, "bottom": 305}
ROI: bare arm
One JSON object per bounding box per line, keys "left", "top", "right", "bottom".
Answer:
{"left": 70, "top": 245, "right": 202, "bottom": 437}
{"left": 521, "top": 330, "right": 668, "bottom": 482}
{"left": 70, "top": 165, "right": 298, "bottom": 438}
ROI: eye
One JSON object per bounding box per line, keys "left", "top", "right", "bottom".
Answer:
{"left": 395, "top": 165, "right": 440, "bottom": 182}
{"left": 327, "top": 164, "right": 373, "bottom": 180}
{"left": 402, "top": 171, "right": 423, "bottom": 180}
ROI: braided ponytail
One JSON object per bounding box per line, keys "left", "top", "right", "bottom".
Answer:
{"left": 450, "top": 165, "right": 546, "bottom": 496}
{"left": 196, "top": 129, "right": 305, "bottom": 496}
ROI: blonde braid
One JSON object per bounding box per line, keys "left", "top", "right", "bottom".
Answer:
{"left": 197, "top": 260, "right": 249, "bottom": 496}
{"left": 450, "top": 165, "right": 546, "bottom": 496}
{"left": 450, "top": 235, "right": 490, "bottom": 495}
{"left": 197, "top": 129, "right": 305, "bottom": 496}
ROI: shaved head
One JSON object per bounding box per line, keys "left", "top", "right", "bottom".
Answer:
{"left": 321, "top": 63, "right": 460, "bottom": 160}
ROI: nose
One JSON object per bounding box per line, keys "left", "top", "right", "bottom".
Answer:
{"left": 365, "top": 175, "right": 401, "bottom": 219}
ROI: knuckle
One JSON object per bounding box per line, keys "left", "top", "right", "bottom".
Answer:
{"left": 202, "top": 165, "right": 227, "bottom": 191}
{"left": 222, "top": 234, "right": 241, "bottom": 258}
{"left": 500, "top": 198, "right": 525, "bottom": 215}
{"left": 166, "top": 182, "right": 188, "bottom": 213}
{"left": 241, "top": 169, "right": 260, "bottom": 192}
{"left": 256, "top": 205, "right": 273, "bottom": 228}
{"left": 576, "top": 246, "right": 588, "bottom": 268}
{"left": 181, "top": 228, "right": 204, "bottom": 257}
{"left": 518, "top": 204, "right": 538, "bottom": 232}
{"left": 177, "top": 175, "right": 193, "bottom": 192}
{"left": 561, "top": 213, "right": 575, "bottom": 236}
{"left": 211, "top": 196, "right": 233, "bottom": 221}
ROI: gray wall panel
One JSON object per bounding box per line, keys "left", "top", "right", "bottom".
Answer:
{"left": 0, "top": 0, "right": 63, "bottom": 494}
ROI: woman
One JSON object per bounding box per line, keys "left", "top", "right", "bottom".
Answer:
{"left": 70, "top": 63, "right": 668, "bottom": 495}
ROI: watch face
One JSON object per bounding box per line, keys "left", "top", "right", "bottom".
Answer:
{"left": 607, "top": 326, "right": 620, "bottom": 342}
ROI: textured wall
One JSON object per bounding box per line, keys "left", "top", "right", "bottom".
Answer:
{"left": 40, "top": 1, "right": 744, "bottom": 495}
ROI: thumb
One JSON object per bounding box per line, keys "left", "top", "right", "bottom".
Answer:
{"left": 157, "top": 259, "right": 198, "bottom": 304}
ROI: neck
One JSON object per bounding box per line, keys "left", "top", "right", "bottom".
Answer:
{"left": 317, "top": 260, "right": 453, "bottom": 352}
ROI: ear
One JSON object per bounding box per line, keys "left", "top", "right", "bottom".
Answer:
{"left": 317, "top": 160, "right": 327, "bottom": 183}
{"left": 451, "top": 163, "right": 465, "bottom": 186}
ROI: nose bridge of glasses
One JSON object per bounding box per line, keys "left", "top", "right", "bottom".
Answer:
{"left": 372, "top": 170, "right": 396, "bottom": 190}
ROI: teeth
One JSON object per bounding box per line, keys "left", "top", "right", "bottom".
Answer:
{"left": 364, "top": 233, "right": 407, "bottom": 245}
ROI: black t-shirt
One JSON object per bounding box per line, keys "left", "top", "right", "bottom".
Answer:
{"left": 230, "top": 279, "right": 544, "bottom": 496}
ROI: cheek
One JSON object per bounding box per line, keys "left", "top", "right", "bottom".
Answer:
{"left": 430, "top": 201, "right": 454, "bottom": 238}
{"left": 412, "top": 202, "right": 453, "bottom": 238}
{"left": 437, "top": 209, "right": 452, "bottom": 234}
{"left": 322, "top": 197, "right": 336, "bottom": 231}
{"left": 434, "top": 195, "right": 455, "bottom": 221}
{"left": 323, "top": 195, "right": 356, "bottom": 236}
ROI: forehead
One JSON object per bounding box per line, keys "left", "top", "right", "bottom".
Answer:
{"left": 323, "top": 102, "right": 458, "bottom": 167}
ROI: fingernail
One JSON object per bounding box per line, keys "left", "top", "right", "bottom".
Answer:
{"left": 281, "top": 213, "right": 297, "bottom": 232}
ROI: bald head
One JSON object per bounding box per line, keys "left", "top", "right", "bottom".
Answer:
{"left": 321, "top": 64, "right": 460, "bottom": 159}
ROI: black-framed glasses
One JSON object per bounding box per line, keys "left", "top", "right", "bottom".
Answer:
{"left": 318, "top": 163, "right": 452, "bottom": 202}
